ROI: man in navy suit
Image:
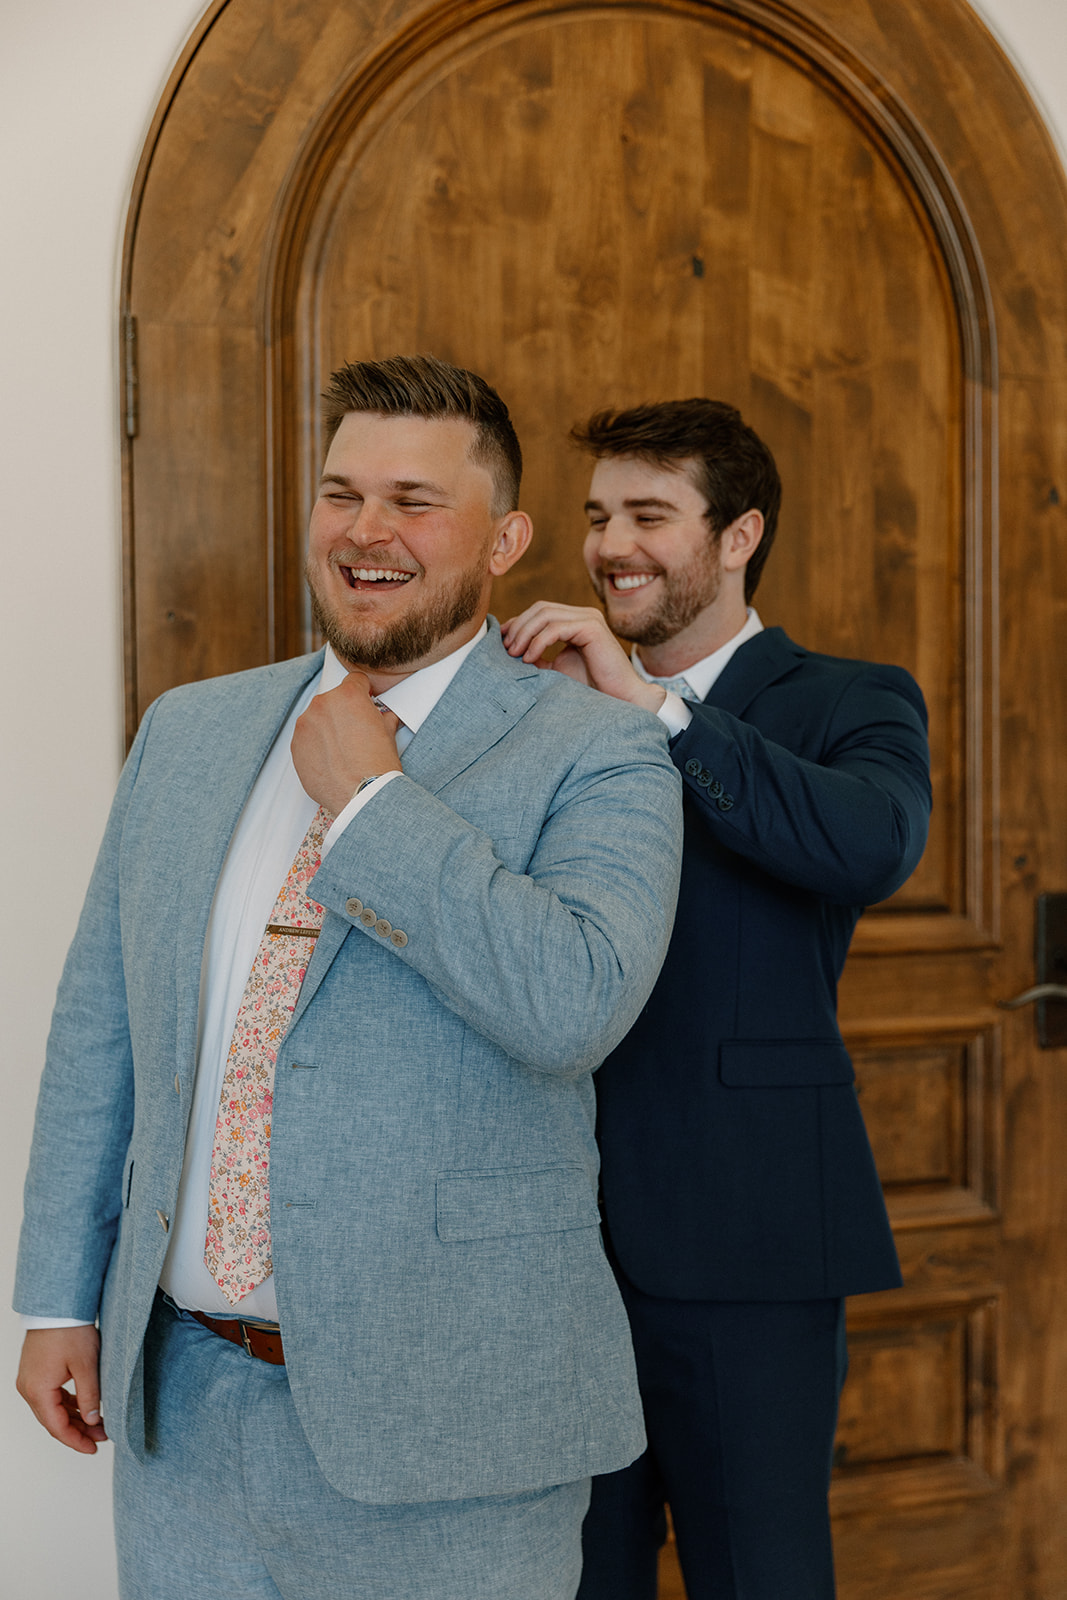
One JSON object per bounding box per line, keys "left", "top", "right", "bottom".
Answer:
{"left": 503, "top": 398, "right": 931, "bottom": 1600}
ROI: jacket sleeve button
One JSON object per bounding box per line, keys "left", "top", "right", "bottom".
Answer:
{"left": 375, "top": 919, "right": 392, "bottom": 938}
{"left": 685, "top": 758, "right": 701, "bottom": 777}
{"left": 345, "top": 898, "right": 363, "bottom": 918}
{"left": 360, "top": 908, "right": 377, "bottom": 926}
{"left": 156, "top": 1210, "right": 170, "bottom": 1233}
{"left": 708, "top": 779, "right": 723, "bottom": 798}
{"left": 717, "top": 795, "right": 734, "bottom": 812}
{"left": 390, "top": 929, "right": 409, "bottom": 948}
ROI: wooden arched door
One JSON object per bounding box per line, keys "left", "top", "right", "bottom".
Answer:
{"left": 122, "top": 1, "right": 1067, "bottom": 1593}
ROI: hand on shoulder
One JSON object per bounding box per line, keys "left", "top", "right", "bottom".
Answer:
{"left": 501, "top": 602, "right": 666, "bottom": 712}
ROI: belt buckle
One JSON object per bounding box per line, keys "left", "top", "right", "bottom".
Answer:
{"left": 238, "top": 1321, "right": 255, "bottom": 1358}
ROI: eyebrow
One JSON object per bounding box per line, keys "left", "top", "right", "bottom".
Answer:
{"left": 319, "top": 473, "right": 449, "bottom": 495}
{"left": 584, "top": 496, "right": 681, "bottom": 513}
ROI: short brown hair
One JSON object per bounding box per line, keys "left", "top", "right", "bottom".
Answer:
{"left": 570, "top": 399, "right": 781, "bottom": 601}
{"left": 322, "top": 354, "right": 522, "bottom": 515}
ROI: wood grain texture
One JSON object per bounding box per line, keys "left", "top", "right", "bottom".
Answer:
{"left": 276, "top": 3, "right": 970, "bottom": 938}
{"left": 121, "top": 1, "right": 1067, "bottom": 1593}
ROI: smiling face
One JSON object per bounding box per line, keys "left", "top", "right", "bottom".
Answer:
{"left": 582, "top": 455, "right": 727, "bottom": 656}
{"left": 306, "top": 411, "right": 530, "bottom": 682}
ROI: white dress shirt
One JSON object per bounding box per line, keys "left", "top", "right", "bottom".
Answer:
{"left": 26, "top": 626, "right": 486, "bottom": 1330}
{"left": 639, "top": 608, "right": 764, "bottom": 737}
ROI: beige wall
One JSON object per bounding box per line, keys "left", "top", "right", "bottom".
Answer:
{"left": 1, "top": 1, "right": 1064, "bottom": 1593}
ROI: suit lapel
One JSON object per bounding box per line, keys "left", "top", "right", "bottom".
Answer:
{"left": 400, "top": 626, "right": 540, "bottom": 794}
{"left": 173, "top": 653, "right": 326, "bottom": 1077}
{"left": 703, "top": 626, "right": 806, "bottom": 717}
{"left": 291, "top": 625, "right": 539, "bottom": 1025}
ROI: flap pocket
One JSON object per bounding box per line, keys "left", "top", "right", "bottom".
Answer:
{"left": 719, "top": 1039, "right": 855, "bottom": 1088}
{"left": 436, "top": 1166, "right": 599, "bottom": 1241}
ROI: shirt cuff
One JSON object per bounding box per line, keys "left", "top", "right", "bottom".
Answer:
{"left": 22, "top": 1316, "right": 95, "bottom": 1331}
{"left": 321, "top": 770, "right": 403, "bottom": 859}
{"left": 656, "top": 691, "right": 693, "bottom": 738}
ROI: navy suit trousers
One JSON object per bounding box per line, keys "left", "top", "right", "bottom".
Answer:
{"left": 577, "top": 1270, "right": 847, "bottom": 1600}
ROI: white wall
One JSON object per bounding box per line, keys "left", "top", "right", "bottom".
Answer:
{"left": 0, "top": 1, "right": 1063, "bottom": 1594}
{"left": 0, "top": 4, "right": 214, "bottom": 1593}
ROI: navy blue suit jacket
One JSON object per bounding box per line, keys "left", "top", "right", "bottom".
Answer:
{"left": 595, "top": 627, "right": 932, "bottom": 1303}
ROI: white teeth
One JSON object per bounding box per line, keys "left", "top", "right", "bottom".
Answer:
{"left": 350, "top": 568, "right": 413, "bottom": 582}
{"left": 612, "top": 573, "right": 657, "bottom": 591}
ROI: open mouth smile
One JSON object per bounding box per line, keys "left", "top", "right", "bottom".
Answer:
{"left": 606, "top": 571, "right": 659, "bottom": 593}
{"left": 340, "top": 565, "right": 417, "bottom": 590}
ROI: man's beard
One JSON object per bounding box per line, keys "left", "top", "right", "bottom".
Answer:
{"left": 305, "top": 555, "right": 486, "bottom": 672}
{"left": 591, "top": 538, "right": 722, "bottom": 647}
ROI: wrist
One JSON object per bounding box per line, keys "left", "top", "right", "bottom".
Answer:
{"left": 630, "top": 680, "right": 668, "bottom": 713}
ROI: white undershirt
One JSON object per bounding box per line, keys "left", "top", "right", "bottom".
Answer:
{"left": 639, "top": 608, "right": 764, "bottom": 737}
{"left": 26, "top": 625, "right": 486, "bottom": 1330}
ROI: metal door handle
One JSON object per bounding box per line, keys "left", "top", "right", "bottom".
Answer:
{"left": 998, "top": 984, "right": 1067, "bottom": 1010}
{"left": 1002, "top": 896, "right": 1067, "bottom": 1047}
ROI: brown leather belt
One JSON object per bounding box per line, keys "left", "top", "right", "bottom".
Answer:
{"left": 189, "top": 1308, "right": 285, "bottom": 1364}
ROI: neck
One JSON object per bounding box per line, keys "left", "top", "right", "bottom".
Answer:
{"left": 635, "top": 594, "right": 749, "bottom": 677}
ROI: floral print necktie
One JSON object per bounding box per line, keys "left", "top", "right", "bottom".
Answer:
{"left": 204, "top": 805, "right": 332, "bottom": 1304}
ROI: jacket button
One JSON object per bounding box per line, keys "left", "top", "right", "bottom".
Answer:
{"left": 174, "top": 1073, "right": 181, "bottom": 1094}
{"left": 156, "top": 1210, "right": 170, "bottom": 1233}
{"left": 390, "top": 929, "right": 409, "bottom": 948}
{"left": 375, "top": 918, "right": 392, "bottom": 938}
{"left": 345, "top": 898, "right": 363, "bottom": 918}
{"left": 717, "top": 795, "right": 734, "bottom": 812}
{"left": 696, "top": 771, "right": 711, "bottom": 787}
{"left": 708, "top": 779, "right": 723, "bottom": 798}
{"left": 360, "top": 908, "right": 377, "bottom": 926}
{"left": 685, "top": 759, "right": 701, "bottom": 777}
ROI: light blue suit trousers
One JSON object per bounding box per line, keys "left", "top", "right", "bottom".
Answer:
{"left": 115, "top": 1296, "right": 590, "bottom": 1599}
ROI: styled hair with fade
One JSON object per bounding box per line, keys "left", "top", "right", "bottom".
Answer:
{"left": 570, "top": 399, "right": 782, "bottom": 601}
{"left": 322, "top": 354, "right": 522, "bottom": 515}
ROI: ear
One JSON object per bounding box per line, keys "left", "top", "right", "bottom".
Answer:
{"left": 488, "top": 511, "right": 534, "bottom": 577}
{"left": 720, "top": 509, "right": 764, "bottom": 574}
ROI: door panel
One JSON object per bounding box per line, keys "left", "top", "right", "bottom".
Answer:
{"left": 123, "top": 1, "right": 1067, "bottom": 1592}
{"left": 286, "top": 5, "right": 963, "bottom": 925}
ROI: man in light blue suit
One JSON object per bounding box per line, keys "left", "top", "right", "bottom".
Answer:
{"left": 15, "top": 356, "right": 682, "bottom": 1599}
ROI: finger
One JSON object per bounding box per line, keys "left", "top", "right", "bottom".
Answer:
{"left": 59, "top": 1389, "right": 108, "bottom": 1444}
{"left": 501, "top": 610, "right": 549, "bottom": 654}
{"left": 34, "top": 1386, "right": 101, "bottom": 1454}
{"left": 500, "top": 604, "right": 547, "bottom": 642}
{"left": 69, "top": 1347, "right": 105, "bottom": 1435}
{"left": 377, "top": 709, "right": 402, "bottom": 737}
{"left": 506, "top": 611, "right": 578, "bottom": 661}
{"left": 514, "top": 622, "right": 571, "bottom": 665}
{"left": 502, "top": 603, "right": 580, "bottom": 655}
{"left": 521, "top": 611, "right": 609, "bottom": 663}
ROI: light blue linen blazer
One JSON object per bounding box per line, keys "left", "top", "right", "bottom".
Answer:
{"left": 16, "top": 623, "right": 682, "bottom": 1503}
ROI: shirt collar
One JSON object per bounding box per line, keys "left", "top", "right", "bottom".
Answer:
{"left": 320, "top": 621, "right": 488, "bottom": 732}
{"left": 632, "top": 608, "right": 763, "bottom": 699}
